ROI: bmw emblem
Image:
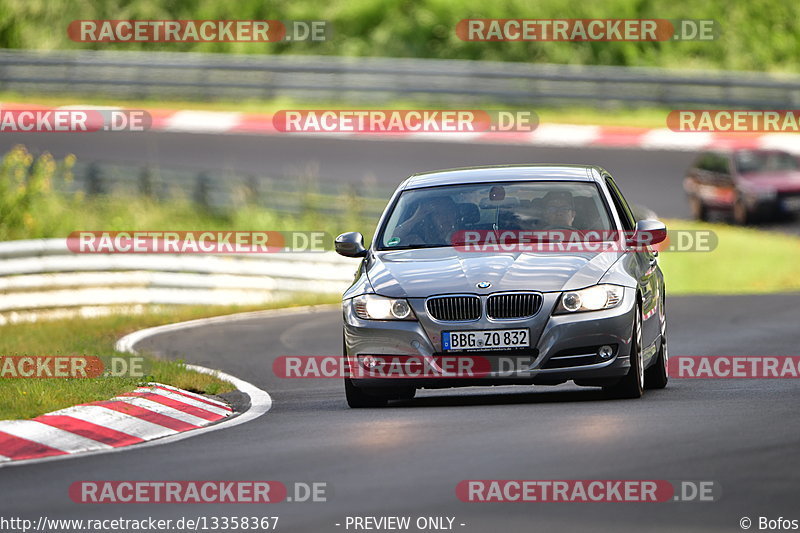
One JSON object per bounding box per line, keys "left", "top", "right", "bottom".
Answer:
{"left": 476, "top": 281, "right": 492, "bottom": 289}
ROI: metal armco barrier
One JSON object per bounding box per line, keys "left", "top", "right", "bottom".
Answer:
{"left": 1, "top": 49, "right": 800, "bottom": 108}
{"left": 0, "top": 239, "right": 356, "bottom": 318}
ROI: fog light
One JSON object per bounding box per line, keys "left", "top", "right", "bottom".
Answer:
{"left": 359, "top": 355, "right": 379, "bottom": 369}
{"left": 598, "top": 345, "right": 614, "bottom": 359}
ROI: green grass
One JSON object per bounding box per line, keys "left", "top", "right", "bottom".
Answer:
{"left": 659, "top": 218, "right": 800, "bottom": 295}
{"left": 0, "top": 296, "right": 338, "bottom": 420}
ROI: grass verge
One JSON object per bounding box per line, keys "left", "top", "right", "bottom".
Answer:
{"left": 0, "top": 295, "right": 338, "bottom": 420}
{"left": 0, "top": 91, "right": 673, "bottom": 129}
{"left": 659, "top": 218, "right": 800, "bottom": 295}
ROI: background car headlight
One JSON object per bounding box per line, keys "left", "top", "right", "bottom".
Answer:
{"left": 554, "top": 285, "right": 624, "bottom": 314}
{"left": 352, "top": 294, "right": 416, "bottom": 320}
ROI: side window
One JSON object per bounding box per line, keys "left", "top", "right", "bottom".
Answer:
{"left": 712, "top": 154, "right": 730, "bottom": 175}
{"left": 605, "top": 177, "right": 636, "bottom": 230}
{"left": 697, "top": 152, "right": 730, "bottom": 174}
{"left": 695, "top": 153, "right": 713, "bottom": 172}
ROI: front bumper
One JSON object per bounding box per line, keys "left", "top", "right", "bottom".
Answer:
{"left": 738, "top": 193, "right": 800, "bottom": 215}
{"left": 343, "top": 287, "right": 636, "bottom": 389}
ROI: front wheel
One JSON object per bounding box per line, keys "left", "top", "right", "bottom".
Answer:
{"left": 644, "top": 309, "right": 669, "bottom": 390}
{"left": 343, "top": 331, "right": 387, "bottom": 408}
{"left": 690, "top": 196, "right": 708, "bottom": 221}
{"left": 344, "top": 377, "right": 389, "bottom": 408}
{"left": 733, "top": 196, "right": 752, "bottom": 225}
{"left": 604, "top": 307, "right": 644, "bottom": 399}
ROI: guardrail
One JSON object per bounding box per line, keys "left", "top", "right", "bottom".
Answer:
{"left": 59, "top": 160, "right": 394, "bottom": 218}
{"left": 0, "top": 239, "right": 356, "bottom": 322}
{"left": 2, "top": 49, "right": 800, "bottom": 108}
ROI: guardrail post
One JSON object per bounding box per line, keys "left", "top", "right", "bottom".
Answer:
{"left": 246, "top": 175, "right": 260, "bottom": 205}
{"left": 85, "top": 163, "right": 104, "bottom": 196}
{"left": 139, "top": 168, "right": 155, "bottom": 198}
{"left": 194, "top": 172, "right": 211, "bottom": 208}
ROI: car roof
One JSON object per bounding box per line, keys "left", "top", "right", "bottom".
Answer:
{"left": 401, "top": 164, "right": 605, "bottom": 190}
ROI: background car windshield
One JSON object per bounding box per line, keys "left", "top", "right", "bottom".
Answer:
{"left": 378, "top": 181, "right": 613, "bottom": 249}
{"left": 735, "top": 151, "right": 800, "bottom": 174}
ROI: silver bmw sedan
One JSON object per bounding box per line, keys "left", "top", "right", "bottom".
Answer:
{"left": 336, "top": 165, "right": 668, "bottom": 407}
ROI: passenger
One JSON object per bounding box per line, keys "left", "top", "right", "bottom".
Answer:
{"left": 541, "top": 191, "right": 577, "bottom": 230}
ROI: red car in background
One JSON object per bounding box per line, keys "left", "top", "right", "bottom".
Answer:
{"left": 683, "top": 149, "right": 800, "bottom": 224}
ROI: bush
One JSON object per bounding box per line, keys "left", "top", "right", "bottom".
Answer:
{"left": 0, "top": 0, "right": 798, "bottom": 72}
{"left": 0, "top": 146, "right": 75, "bottom": 241}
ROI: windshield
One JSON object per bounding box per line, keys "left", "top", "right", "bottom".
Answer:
{"left": 735, "top": 151, "right": 800, "bottom": 174}
{"left": 377, "top": 181, "right": 614, "bottom": 250}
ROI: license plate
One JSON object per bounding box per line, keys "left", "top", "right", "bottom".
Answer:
{"left": 782, "top": 197, "right": 800, "bottom": 211}
{"left": 442, "top": 329, "right": 529, "bottom": 351}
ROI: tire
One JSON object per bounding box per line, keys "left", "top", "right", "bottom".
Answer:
{"left": 733, "top": 196, "right": 752, "bottom": 225}
{"left": 343, "top": 331, "right": 386, "bottom": 408}
{"left": 644, "top": 299, "right": 669, "bottom": 390}
{"left": 604, "top": 306, "right": 644, "bottom": 399}
{"left": 344, "top": 377, "right": 389, "bottom": 408}
{"left": 342, "top": 332, "right": 414, "bottom": 407}
{"left": 690, "top": 196, "right": 708, "bottom": 222}
{"left": 395, "top": 387, "right": 417, "bottom": 401}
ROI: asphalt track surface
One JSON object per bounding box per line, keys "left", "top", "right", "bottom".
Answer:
{"left": 2, "top": 295, "right": 800, "bottom": 532}
{"left": 1, "top": 132, "right": 799, "bottom": 532}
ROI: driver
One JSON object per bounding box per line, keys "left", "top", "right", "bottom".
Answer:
{"left": 542, "top": 191, "right": 577, "bottom": 229}
{"left": 393, "top": 196, "right": 458, "bottom": 246}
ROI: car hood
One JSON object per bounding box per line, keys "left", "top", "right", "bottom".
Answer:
{"left": 367, "top": 248, "right": 622, "bottom": 298}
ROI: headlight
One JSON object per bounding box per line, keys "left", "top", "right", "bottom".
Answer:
{"left": 742, "top": 186, "right": 777, "bottom": 200}
{"left": 352, "top": 294, "right": 416, "bottom": 320}
{"left": 554, "top": 285, "right": 624, "bottom": 314}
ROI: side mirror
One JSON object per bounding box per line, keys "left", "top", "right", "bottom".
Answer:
{"left": 335, "top": 232, "right": 367, "bottom": 257}
{"left": 627, "top": 220, "right": 667, "bottom": 248}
